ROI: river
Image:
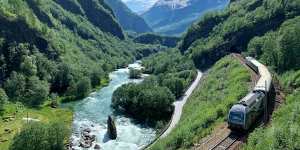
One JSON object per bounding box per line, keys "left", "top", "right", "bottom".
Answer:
{"left": 66, "top": 62, "right": 156, "bottom": 150}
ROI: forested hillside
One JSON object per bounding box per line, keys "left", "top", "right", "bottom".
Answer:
{"left": 180, "top": 0, "right": 300, "bottom": 69}
{"left": 0, "top": 0, "right": 161, "bottom": 107}
{"left": 134, "top": 33, "right": 180, "bottom": 47}
{"left": 104, "top": 0, "right": 152, "bottom": 33}
{"left": 153, "top": 0, "right": 299, "bottom": 149}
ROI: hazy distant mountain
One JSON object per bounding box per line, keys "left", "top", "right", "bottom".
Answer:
{"left": 142, "top": 0, "right": 229, "bottom": 35}
{"left": 105, "top": 0, "right": 152, "bottom": 33}
{"left": 121, "top": 0, "right": 158, "bottom": 14}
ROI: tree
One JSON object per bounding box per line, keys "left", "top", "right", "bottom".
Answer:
{"left": 75, "top": 77, "right": 91, "bottom": 99}
{"left": 20, "top": 55, "right": 37, "bottom": 76}
{"left": 90, "top": 68, "right": 104, "bottom": 88}
{"left": 0, "top": 88, "right": 8, "bottom": 112}
{"left": 25, "top": 76, "right": 49, "bottom": 107}
{"left": 112, "top": 83, "right": 175, "bottom": 123}
{"left": 162, "top": 77, "right": 185, "bottom": 98}
{"left": 51, "top": 63, "right": 73, "bottom": 94}
{"left": 4, "top": 71, "right": 26, "bottom": 101}
{"left": 10, "top": 122, "right": 68, "bottom": 150}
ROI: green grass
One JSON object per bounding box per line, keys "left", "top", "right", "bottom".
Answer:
{"left": 150, "top": 55, "right": 251, "bottom": 150}
{"left": 0, "top": 102, "right": 73, "bottom": 150}
{"left": 244, "top": 71, "right": 300, "bottom": 150}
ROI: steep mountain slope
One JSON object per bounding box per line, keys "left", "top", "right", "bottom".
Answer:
{"left": 104, "top": 0, "right": 152, "bottom": 33}
{"left": 142, "top": 0, "right": 229, "bottom": 35}
{"left": 180, "top": 0, "right": 300, "bottom": 69}
{"left": 0, "top": 0, "right": 160, "bottom": 106}
{"left": 149, "top": 0, "right": 300, "bottom": 149}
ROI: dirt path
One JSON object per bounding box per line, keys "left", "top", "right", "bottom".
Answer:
{"left": 161, "top": 70, "right": 203, "bottom": 138}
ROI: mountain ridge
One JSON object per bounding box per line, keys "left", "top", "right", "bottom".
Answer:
{"left": 104, "top": 0, "right": 152, "bottom": 33}
{"left": 142, "top": 0, "right": 229, "bottom": 35}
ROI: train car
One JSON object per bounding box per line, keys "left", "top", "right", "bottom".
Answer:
{"left": 246, "top": 57, "right": 272, "bottom": 92}
{"left": 228, "top": 92, "right": 265, "bottom": 130}
{"left": 228, "top": 57, "right": 272, "bottom": 130}
{"left": 245, "top": 57, "right": 259, "bottom": 74}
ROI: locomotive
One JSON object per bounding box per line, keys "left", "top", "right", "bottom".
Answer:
{"left": 228, "top": 57, "right": 272, "bottom": 130}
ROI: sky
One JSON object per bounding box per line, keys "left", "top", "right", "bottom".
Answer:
{"left": 121, "top": 0, "right": 158, "bottom": 14}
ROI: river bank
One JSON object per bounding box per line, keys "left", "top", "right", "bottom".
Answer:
{"left": 65, "top": 62, "right": 156, "bottom": 150}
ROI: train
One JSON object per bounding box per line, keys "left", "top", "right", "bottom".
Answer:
{"left": 228, "top": 57, "right": 272, "bottom": 130}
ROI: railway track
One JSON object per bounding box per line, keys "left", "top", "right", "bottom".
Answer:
{"left": 209, "top": 133, "right": 240, "bottom": 150}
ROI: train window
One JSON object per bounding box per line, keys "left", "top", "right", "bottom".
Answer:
{"left": 229, "top": 112, "right": 244, "bottom": 124}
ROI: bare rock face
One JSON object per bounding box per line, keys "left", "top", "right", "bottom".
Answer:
{"left": 107, "top": 115, "right": 117, "bottom": 139}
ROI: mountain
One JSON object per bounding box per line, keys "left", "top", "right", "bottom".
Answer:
{"left": 121, "top": 0, "right": 158, "bottom": 14}
{"left": 150, "top": 0, "right": 300, "bottom": 149}
{"left": 142, "top": 0, "right": 229, "bottom": 35}
{"left": 0, "top": 0, "right": 161, "bottom": 106}
{"left": 104, "top": 0, "right": 152, "bottom": 33}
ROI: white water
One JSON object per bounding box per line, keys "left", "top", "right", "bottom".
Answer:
{"left": 65, "top": 63, "right": 156, "bottom": 150}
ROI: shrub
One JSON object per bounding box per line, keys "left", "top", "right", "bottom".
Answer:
{"left": 10, "top": 122, "right": 69, "bottom": 150}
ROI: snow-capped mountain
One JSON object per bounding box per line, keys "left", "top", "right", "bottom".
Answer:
{"left": 121, "top": 0, "right": 158, "bottom": 14}
{"left": 142, "top": 0, "right": 229, "bottom": 35}
{"left": 154, "top": 0, "right": 190, "bottom": 9}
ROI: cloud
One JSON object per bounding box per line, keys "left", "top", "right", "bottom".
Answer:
{"left": 121, "top": 0, "right": 158, "bottom": 14}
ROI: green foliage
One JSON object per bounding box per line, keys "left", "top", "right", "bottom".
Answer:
{"left": 0, "top": 88, "right": 8, "bottom": 112}
{"left": 280, "top": 70, "right": 300, "bottom": 90}
{"left": 129, "top": 68, "right": 142, "bottom": 79}
{"left": 245, "top": 91, "right": 300, "bottom": 150}
{"left": 151, "top": 56, "right": 251, "bottom": 149}
{"left": 25, "top": 76, "right": 49, "bottom": 106}
{"left": 112, "top": 82, "right": 175, "bottom": 124}
{"left": 246, "top": 16, "right": 300, "bottom": 72}
{"left": 133, "top": 33, "right": 179, "bottom": 47}
{"left": 4, "top": 72, "right": 49, "bottom": 107}
{"left": 143, "top": 48, "right": 196, "bottom": 97}
{"left": 162, "top": 77, "right": 184, "bottom": 99}
{"left": 9, "top": 121, "right": 69, "bottom": 150}
{"left": 4, "top": 72, "right": 26, "bottom": 102}
{"left": 74, "top": 77, "right": 91, "bottom": 99}
{"left": 180, "top": 0, "right": 300, "bottom": 69}
{"left": 0, "top": 0, "right": 160, "bottom": 107}
{"left": 90, "top": 68, "right": 104, "bottom": 88}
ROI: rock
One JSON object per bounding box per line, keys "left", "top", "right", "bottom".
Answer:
{"left": 94, "top": 144, "right": 101, "bottom": 149}
{"left": 83, "top": 128, "right": 91, "bottom": 133}
{"left": 80, "top": 140, "right": 92, "bottom": 148}
{"left": 107, "top": 115, "right": 117, "bottom": 140}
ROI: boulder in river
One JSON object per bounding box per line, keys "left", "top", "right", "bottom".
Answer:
{"left": 94, "top": 144, "right": 101, "bottom": 149}
{"left": 107, "top": 115, "right": 117, "bottom": 139}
